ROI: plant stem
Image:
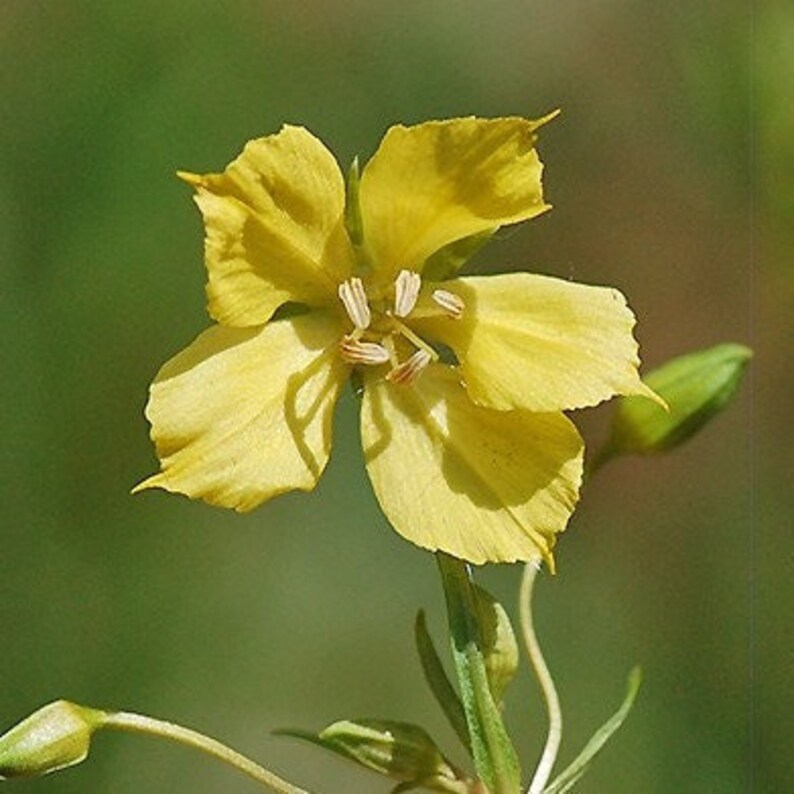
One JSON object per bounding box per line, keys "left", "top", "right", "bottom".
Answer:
{"left": 437, "top": 553, "right": 521, "bottom": 794}
{"left": 100, "top": 711, "right": 312, "bottom": 794}
{"left": 519, "top": 563, "right": 562, "bottom": 794}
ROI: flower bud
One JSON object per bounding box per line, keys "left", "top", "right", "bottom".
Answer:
{"left": 600, "top": 343, "right": 751, "bottom": 461}
{"left": 0, "top": 700, "right": 105, "bottom": 779}
{"left": 280, "top": 719, "right": 466, "bottom": 791}
{"left": 472, "top": 584, "right": 518, "bottom": 705}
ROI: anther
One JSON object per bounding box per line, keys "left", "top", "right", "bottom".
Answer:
{"left": 386, "top": 349, "right": 432, "bottom": 385}
{"left": 431, "top": 289, "right": 465, "bottom": 319}
{"left": 394, "top": 270, "right": 422, "bottom": 318}
{"left": 339, "top": 336, "right": 390, "bottom": 365}
{"left": 338, "top": 278, "right": 371, "bottom": 329}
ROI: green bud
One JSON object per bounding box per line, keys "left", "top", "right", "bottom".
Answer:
{"left": 279, "top": 719, "right": 466, "bottom": 792}
{"left": 599, "top": 343, "right": 752, "bottom": 463}
{"left": 0, "top": 700, "right": 106, "bottom": 779}
{"left": 472, "top": 585, "right": 518, "bottom": 706}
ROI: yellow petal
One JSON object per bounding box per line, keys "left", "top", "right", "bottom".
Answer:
{"left": 134, "top": 312, "right": 347, "bottom": 510}
{"left": 359, "top": 116, "right": 554, "bottom": 287}
{"left": 414, "top": 273, "right": 657, "bottom": 412}
{"left": 187, "top": 125, "right": 355, "bottom": 326}
{"left": 360, "top": 364, "right": 583, "bottom": 566}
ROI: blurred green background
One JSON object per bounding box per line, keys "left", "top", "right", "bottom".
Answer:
{"left": 0, "top": 1, "right": 782, "bottom": 792}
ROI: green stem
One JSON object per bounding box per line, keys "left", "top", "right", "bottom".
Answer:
{"left": 101, "top": 711, "right": 311, "bottom": 794}
{"left": 437, "top": 553, "right": 521, "bottom": 794}
{"left": 519, "top": 563, "right": 562, "bottom": 794}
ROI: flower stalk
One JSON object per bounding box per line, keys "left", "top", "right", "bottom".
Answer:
{"left": 100, "top": 711, "right": 311, "bottom": 794}
{"left": 519, "top": 563, "right": 562, "bottom": 794}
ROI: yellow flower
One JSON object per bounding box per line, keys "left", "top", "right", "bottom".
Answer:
{"left": 135, "top": 117, "right": 656, "bottom": 566}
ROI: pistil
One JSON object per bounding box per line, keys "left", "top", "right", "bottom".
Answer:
{"left": 389, "top": 317, "right": 439, "bottom": 362}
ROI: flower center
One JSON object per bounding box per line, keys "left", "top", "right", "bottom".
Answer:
{"left": 336, "top": 270, "right": 464, "bottom": 385}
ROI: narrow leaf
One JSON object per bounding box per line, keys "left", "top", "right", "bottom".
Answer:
{"left": 543, "top": 667, "right": 642, "bottom": 794}
{"left": 415, "top": 610, "right": 471, "bottom": 753}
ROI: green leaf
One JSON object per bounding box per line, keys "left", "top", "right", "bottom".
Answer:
{"left": 276, "top": 719, "right": 467, "bottom": 793}
{"left": 423, "top": 229, "right": 496, "bottom": 281}
{"left": 415, "top": 610, "right": 470, "bottom": 753}
{"left": 437, "top": 553, "right": 522, "bottom": 794}
{"left": 543, "top": 667, "right": 642, "bottom": 794}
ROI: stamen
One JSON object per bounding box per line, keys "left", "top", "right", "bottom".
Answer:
{"left": 338, "top": 278, "right": 371, "bottom": 329}
{"left": 431, "top": 289, "right": 465, "bottom": 319}
{"left": 393, "top": 270, "right": 422, "bottom": 317}
{"left": 387, "top": 349, "right": 432, "bottom": 385}
{"left": 339, "top": 335, "right": 390, "bottom": 365}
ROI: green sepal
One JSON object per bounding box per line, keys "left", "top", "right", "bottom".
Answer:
{"left": 595, "top": 343, "right": 752, "bottom": 468}
{"left": 0, "top": 701, "right": 106, "bottom": 780}
{"left": 276, "top": 719, "right": 467, "bottom": 793}
{"left": 415, "top": 610, "right": 470, "bottom": 752}
{"left": 345, "top": 156, "right": 364, "bottom": 247}
{"left": 270, "top": 302, "right": 312, "bottom": 322}
{"left": 543, "top": 667, "right": 642, "bottom": 794}
{"left": 471, "top": 585, "right": 519, "bottom": 707}
{"left": 423, "top": 228, "right": 496, "bottom": 282}
{"left": 350, "top": 368, "right": 365, "bottom": 400}
{"left": 437, "top": 553, "right": 522, "bottom": 794}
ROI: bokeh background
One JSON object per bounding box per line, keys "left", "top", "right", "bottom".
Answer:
{"left": 1, "top": 1, "right": 782, "bottom": 792}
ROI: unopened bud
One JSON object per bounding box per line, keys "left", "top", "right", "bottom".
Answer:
{"left": 473, "top": 585, "right": 518, "bottom": 705}
{"left": 0, "top": 700, "right": 106, "bottom": 779}
{"left": 600, "top": 343, "right": 752, "bottom": 462}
